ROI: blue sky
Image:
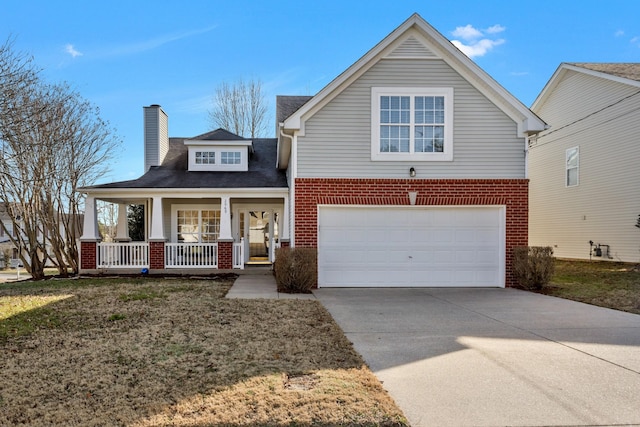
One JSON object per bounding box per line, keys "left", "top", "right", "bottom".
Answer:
{"left": 3, "top": 0, "right": 639, "bottom": 183}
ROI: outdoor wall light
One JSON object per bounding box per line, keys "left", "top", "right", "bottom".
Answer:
{"left": 409, "top": 167, "right": 416, "bottom": 177}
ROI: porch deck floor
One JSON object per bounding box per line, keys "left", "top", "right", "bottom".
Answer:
{"left": 226, "top": 271, "right": 316, "bottom": 300}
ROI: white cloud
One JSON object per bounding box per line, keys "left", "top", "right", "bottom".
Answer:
{"left": 485, "top": 24, "right": 506, "bottom": 34}
{"left": 450, "top": 23, "right": 506, "bottom": 58}
{"left": 451, "top": 24, "right": 483, "bottom": 41}
{"left": 631, "top": 36, "right": 640, "bottom": 44}
{"left": 452, "top": 38, "right": 505, "bottom": 58}
{"left": 64, "top": 44, "right": 83, "bottom": 58}
{"left": 615, "top": 30, "right": 625, "bottom": 37}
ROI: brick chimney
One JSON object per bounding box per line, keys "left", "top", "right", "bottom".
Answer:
{"left": 143, "top": 104, "right": 169, "bottom": 172}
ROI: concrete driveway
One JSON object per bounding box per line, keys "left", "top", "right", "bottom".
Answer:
{"left": 314, "top": 288, "right": 640, "bottom": 427}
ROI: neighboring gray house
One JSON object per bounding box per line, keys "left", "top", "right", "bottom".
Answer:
{"left": 529, "top": 63, "right": 640, "bottom": 262}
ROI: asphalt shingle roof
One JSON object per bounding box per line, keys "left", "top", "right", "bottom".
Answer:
{"left": 276, "top": 96, "right": 313, "bottom": 123}
{"left": 85, "top": 137, "right": 287, "bottom": 190}
{"left": 570, "top": 63, "right": 640, "bottom": 82}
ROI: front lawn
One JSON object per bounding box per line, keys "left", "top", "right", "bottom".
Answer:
{"left": 542, "top": 259, "right": 640, "bottom": 314}
{"left": 0, "top": 277, "right": 407, "bottom": 426}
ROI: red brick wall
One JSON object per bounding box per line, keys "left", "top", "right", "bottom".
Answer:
{"left": 294, "top": 178, "right": 528, "bottom": 287}
{"left": 218, "top": 241, "right": 233, "bottom": 269}
{"left": 80, "top": 241, "right": 97, "bottom": 270}
{"left": 149, "top": 241, "right": 165, "bottom": 270}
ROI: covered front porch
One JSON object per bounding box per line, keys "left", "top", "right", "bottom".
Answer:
{"left": 79, "top": 189, "right": 290, "bottom": 273}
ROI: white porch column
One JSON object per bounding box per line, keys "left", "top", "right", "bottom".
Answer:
{"left": 80, "top": 196, "right": 101, "bottom": 241}
{"left": 281, "top": 194, "right": 290, "bottom": 241}
{"left": 115, "top": 203, "right": 131, "bottom": 242}
{"left": 149, "top": 196, "right": 165, "bottom": 241}
{"left": 219, "top": 196, "right": 232, "bottom": 240}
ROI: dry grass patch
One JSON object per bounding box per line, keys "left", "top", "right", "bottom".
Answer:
{"left": 541, "top": 259, "right": 640, "bottom": 314}
{"left": 0, "top": 277, "right": 406, "bottom": 426}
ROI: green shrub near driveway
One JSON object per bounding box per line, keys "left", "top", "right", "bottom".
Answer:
{"left": 273, "top": 247, "right": 317, "bottom": 293}
{"left": 512, "top": 246, "right": 555, "bottom": 290}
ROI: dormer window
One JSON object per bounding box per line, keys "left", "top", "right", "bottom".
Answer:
{"left": 195, "top": 151, "right": 216, "bottom": 164}
{"left": 184, "top": 129, "right": 252, "bottom": 172}
{"left": 221, "top": 151, "right": 241, "bottom": 165}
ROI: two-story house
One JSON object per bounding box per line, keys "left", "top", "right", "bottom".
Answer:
{"left": 79, "top": 13, "right": 546, "bottom": 287}
{"left": 529, "top": 63, "right": 640, "bottom": 262}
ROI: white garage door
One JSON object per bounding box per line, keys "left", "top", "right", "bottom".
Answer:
{"left": 318, "top": 206, "right": 505, "bottom": 287}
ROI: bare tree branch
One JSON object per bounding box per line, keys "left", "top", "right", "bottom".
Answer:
{"left": 208, "top": 78, "right": 268, "bottom": 138}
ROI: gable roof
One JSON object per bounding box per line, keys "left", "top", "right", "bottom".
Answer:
{"left": 82, "top": 138, "right": 287, "bottom": 191}
{"left": 188, "top": 128, "right": 249, "bottom": 141}
{"left": 281, "top": 13, "right": 546, "bottom": 138}
{"left": 532, "top": 63, "right": 640, "bottom": 111}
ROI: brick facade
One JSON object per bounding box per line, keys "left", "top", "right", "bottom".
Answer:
{"left": 149, "top": 241, "right": 165, "bottom": 269}
{"left": 294, "top": 178, "right": 528, "bottom": 287}
{"left": 80, "top": 241, "right": 97, "bottom": 270}
{"left": 217, "top": 241, "right": 233, "bottom": 269}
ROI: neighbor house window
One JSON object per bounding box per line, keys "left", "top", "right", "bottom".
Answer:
{"left": 176, "top": 209, "right": 220, "bottom": 242}
{"left": 566, "top": 147, "right": 579, "bottom": 187}
{"left": 221, "top": 151, "right": 241, "bottom": 164}
{"left": 195, "top": 151, "right": 215, "bottom": 164}
{"left": 372, "top": 87, "right": 453, "bottom": 161}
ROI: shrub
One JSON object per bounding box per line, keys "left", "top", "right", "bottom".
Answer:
{"left": 512, "top": 246, "right": 555, "bottom": 290}
{"left": 273, "top": 247, "right": 317, "bottom": 293}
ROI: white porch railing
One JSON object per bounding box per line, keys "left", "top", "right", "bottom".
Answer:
{"left": 165, "top": 243, "right": 218, "bottom": 268}
{"left": 233, "top": 238, "right": 244, "bottom": 269}
{"left": 98, "top": 242, "right": 149, "bottom": 268}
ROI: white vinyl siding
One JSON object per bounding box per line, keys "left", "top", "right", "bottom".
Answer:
{"left": 144, "top": 106, "right": 169, "bottom": 172}
{"left": 296, "top": 59, "right": 524, "bottom": 178}
{"left": 529, "top": 69, "right": 640, "bottom": 262}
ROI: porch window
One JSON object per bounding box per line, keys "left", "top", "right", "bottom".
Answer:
{"left": 177, "top": 209, "right": 220, "bottom": 242}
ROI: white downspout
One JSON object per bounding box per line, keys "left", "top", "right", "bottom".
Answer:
{"left": 279, "top": 127, "right": 297, "bottom": 248}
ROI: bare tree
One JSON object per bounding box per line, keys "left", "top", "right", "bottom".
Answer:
{"left": 208, "top": 78, "right": 268, "bottom": 138}
{"left": 0, "top": 39, "right": 121, "bottom": 279}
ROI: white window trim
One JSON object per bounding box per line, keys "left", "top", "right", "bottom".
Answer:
{"left": 371, "top": 87, "right": 453, "bottom": 161}
{"left": 566, "top": 146, "right": 579, "bottom": 187}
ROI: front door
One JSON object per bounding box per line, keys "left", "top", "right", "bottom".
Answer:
{"left": 248, "top": 211, "right": 270, "bottom": 264}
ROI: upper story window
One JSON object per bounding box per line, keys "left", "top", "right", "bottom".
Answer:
{"left": 566, "top": 146, "right": 579, "bottom": 187}
{"left": 195, "top": 151, "right": 215, "bottom": 164}
{"left": 221, "top": 151, "right": 241, "bottom": 165}
{"left": 371, "top": 87, "right": 453, "bottom": 161}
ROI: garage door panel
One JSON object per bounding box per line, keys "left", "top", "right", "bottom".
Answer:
{"left": 432, "top": 229, "right": 454, "bottom": 243}
{"left": 318, "top": 206, "right": 504, "bottom": 288}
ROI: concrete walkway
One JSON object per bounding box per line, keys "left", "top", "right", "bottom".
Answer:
{"left": 0, "top": 270, "right": 30, "bottom": 283}
{"left": 314, "top": 287, "right": 640, "bottom": 427}
{"left": 225, "top": 269, "right": 316, "bottom": 300}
